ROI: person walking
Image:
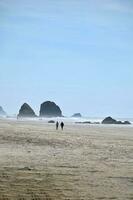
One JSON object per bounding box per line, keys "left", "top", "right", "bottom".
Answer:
{"left": 60, "top": 122, "right": 64, "bottom": 130}
{"left": 56, "top": 121, "right": 59, "bottom": 130}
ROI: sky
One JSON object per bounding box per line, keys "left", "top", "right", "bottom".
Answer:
{"left": 0, "top": 0, "right": 133, "bottom": 117}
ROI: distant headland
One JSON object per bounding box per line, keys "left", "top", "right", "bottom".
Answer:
{"left": 0, "top": 106, "right": 6, "bottom": 117}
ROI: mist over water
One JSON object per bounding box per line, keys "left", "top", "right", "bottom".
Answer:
{"left": 2, "top": 116, "right": 133, "bottom": 125}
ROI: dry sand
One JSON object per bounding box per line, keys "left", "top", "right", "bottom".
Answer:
{"left": 0, "top": 119, "right": 133, "bottom": 200}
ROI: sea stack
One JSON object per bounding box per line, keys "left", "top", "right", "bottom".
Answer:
{"left": 72, "top": 113, "right": 82, "bottom": 118}
{"left": 18, "top": 103, "right": 36, "bottom": 118}
{"left": 39, "top": 101, "right": 62, "bottom": 117}
{"left": 102, "top": 116, "right": 131, "bottom": 125}
{"left": 102, "top": 116, "right": 117, "bottom": 124}
{"left": 0, "top": 106, "right": 6, "bottom": 116}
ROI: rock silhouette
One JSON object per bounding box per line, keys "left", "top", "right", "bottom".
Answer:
{"left": 18, "top": 103, "right": 36, "bottom": 118}
{"left": 0, "top": 106, "right": 6, "bottom": 116}
{"left": 40, "top": 101, "right": 62, "bottom": 117}
{"left": 72, "top": 113, "right": 82, "bottom": 118}
{"left": 102, "top": 116, "right": 131, "bottom": 125}
{"left": 102, "top": 116, "right": 117, "bottom": 124}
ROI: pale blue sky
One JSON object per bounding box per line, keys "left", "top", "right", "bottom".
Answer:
{"left": 0, "top": 0, "right": 133, "bottom": 117}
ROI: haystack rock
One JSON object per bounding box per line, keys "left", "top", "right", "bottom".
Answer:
{"left": 40, "top": 101, "right": 62, "bottom": 117}
{"left": 18, "top": 103, "right": 36, "bottom": 118}
{"left": 72, "top": 113, "right": 82, "bottom": 118}
{"left": 0, "top": 106, "right": 6, "bottom": 116}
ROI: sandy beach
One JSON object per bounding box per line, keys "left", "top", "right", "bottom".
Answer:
{"left": 0, "top": 119, "right": 133, "bottom": 200}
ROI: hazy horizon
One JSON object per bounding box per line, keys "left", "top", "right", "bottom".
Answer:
{"left": 0, "top": 0, "right": 133, "bottom": 117}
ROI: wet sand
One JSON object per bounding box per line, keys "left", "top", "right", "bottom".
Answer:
{"left": 0, "top": 119, "right": 133, "bottom": 200}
